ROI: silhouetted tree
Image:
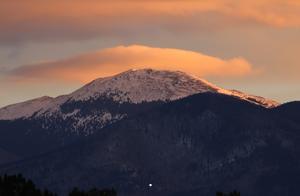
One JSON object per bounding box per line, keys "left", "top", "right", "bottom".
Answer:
{"left": 69, "top": 187, "right": 84, "bottom": 196}
{"left": 0, "top": 174, "right": 117, "bottom": 196}
{"left": 216, "top": 192, "right": 224, "bottom": 196}
{"left": 0, "top": 174, "right": 57, "bottom": 196}
{"left": 216, "top": 190, "right": 240, "bottom": 196}
{"left": 69, "top": 187, "right": 117, "bottom": 196}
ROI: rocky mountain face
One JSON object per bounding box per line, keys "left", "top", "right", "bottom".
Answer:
{"left": 0, "top": 93, "right": 299, "bottom": 196}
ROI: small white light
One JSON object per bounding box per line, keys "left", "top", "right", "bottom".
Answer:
{"left": 149, "top": 183, "right": 153, "bottom": 187}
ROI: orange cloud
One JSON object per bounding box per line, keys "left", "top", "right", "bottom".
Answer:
{"left": 0, "top": 1, "right": 299, "bottom": 44}
{"left": 9, "top": 45, "right": 254, "bottom": 83}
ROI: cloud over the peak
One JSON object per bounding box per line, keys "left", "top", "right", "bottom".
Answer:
{"left": 8, "top": 45, "right": 254, "bottom": 83}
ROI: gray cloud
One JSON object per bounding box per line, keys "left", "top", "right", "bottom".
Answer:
{"left": 1, "top": 1, "right": 299, "bottom": 45}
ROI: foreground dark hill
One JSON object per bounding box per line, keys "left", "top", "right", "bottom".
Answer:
{"left": 1, "top": 93, "right": 299, "bottom": 196}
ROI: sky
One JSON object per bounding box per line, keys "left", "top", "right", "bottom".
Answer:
{"left": 1, "top": 0, "right": 300, "bottom": 107}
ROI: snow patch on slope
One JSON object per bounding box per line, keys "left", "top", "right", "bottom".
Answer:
{"left": 224, "top": 90, "right": 280, "bottom": 108}
{"left": 0, "top": 96, "right": 53, "bottom": 120}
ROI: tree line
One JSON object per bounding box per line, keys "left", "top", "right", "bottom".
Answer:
{"left": 0, "top": 173, "right": 240, "bottom": 196}
{"left": 0, "top": 174, "right": 116, "bottom": 196}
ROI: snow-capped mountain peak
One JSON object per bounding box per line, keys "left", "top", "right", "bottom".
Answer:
{"left": 70, "top": 69, "right": 220, "bottom": 103}
{"left": 0, "top": 69, "right": 279, "bottom": 121}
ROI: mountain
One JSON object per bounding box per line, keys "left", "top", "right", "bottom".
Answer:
{"left": 0, "top": 69, "right": 278, "bottom": 121}
{"left": 0, "top": 69, "right": 279, "bottom": 164}
{"left": 1, "top": 93, "right": 298, "bottom": 196}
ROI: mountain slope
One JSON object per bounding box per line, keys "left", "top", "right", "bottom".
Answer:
{"left": 271, "top": 101, "right": 300, "bottom": 124}
{"left": 1, "top": 93, "right": 298, "bottom": 196}
{"left": 0, "top": 96, "right": 54, "bottom": 120}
